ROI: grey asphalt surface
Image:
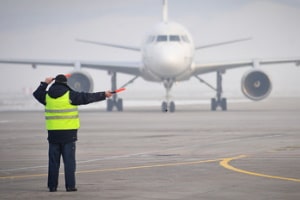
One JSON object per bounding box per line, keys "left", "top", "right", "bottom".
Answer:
{"left": 0, "top": 98, "right": 300, "bottom": 200}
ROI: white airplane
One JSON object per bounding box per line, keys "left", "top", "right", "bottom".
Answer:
{"left": 1, "top": 0, "right": 300, "bottom": 112}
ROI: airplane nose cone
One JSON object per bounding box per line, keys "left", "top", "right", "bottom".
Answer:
{"left": 158, "top": 52, "right": 178, "bottom": 67}
{"left": 154, "top": 48, "right": 185, "bottom": 76}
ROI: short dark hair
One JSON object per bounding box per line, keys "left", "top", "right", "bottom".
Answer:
{"left": 55, "top": 74, "right": 67, "bottom": 83}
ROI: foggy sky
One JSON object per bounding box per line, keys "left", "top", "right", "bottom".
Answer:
{"left": 0, "top": 0, "right": 300, "bottom": 100}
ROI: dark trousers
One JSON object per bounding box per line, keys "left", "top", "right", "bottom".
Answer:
{"left": 48, "top": 142, "right": 76, "bottom": 189}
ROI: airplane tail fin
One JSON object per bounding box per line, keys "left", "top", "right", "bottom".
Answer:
{"left": 162, "top": 0, "right": 168, "bottom": 23}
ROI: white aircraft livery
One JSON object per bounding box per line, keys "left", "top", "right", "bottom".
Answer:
{"left": 1, "top": 0, "right": 300, "bottom": 112}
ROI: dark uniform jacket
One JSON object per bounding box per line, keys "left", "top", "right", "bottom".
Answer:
{"left": 33, "top": 81, "right": 106, "bottom": 144}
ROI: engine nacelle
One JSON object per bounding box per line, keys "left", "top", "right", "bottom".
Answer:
{"left": 67, "top": 70, "right": 94, "bottom": 92}
{"left": 241, "top": 69, "right": 272, "bottom": 101}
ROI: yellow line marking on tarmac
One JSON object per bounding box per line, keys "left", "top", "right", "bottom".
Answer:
{"left": 5, "top": 155, "right": 299, "bottom": 182}
{"left": 0, "top": 173, "right": 49, "bottom": 180}
{"left": 76, "top": 158, "right": 220, "bottom": 174}
{"left": 0, "top": 158, "right": 220, "bottom": 180}
{"left": 220, "top": 155, "right": 300, "bottom": 183}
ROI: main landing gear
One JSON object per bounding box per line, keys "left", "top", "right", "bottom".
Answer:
{"left": 161, "top": 79, "right": 175, "bottom": 112}
{"left": 195, "top": 70, "right": 227, "bottom": 111}
{"left": 106, "top": 72, "right": 122, "bottom": 111}
{"left": 106, "top": 72, "right": 139, "bottom": 112}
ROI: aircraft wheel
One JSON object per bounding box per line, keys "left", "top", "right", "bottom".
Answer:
{"left": 107, "top": 99, "right": 113, "bottom": 112}
{"left": 117, "top": 98, "right": 123, "bottom": 112}
{"left": 221, "top": 98, "right": 227, "bottom": 111}
{"left": 161, "top": 101, "right": 168, "bottom": 112}
{"left": 169, "top": 101, "right": 175, "bottom": 112}
{"left": 211, "top": 98, "right": 217, "bottom": 111}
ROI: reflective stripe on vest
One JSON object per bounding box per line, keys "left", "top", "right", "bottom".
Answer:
{"left": 45, "top": 91, "right": 80, "bottom": 130}
{"left": 45, "top": 115, "right": 79, "bottom": 120}
{"left": 45, "top": 108, "right": 78, "bottom": 113}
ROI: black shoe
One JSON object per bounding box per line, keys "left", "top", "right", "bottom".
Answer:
{"left": 66, "top": 188, "right": 77, "bottom": 192}
{"left": 49, "top": 188, "right": 57, "bottom": 192}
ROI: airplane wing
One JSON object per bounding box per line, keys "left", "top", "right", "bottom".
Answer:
{"left": 195, "top": 37, "right": 252, "bottom": 50}
{"left": 0, "top": 59, "right": 142, "bottom": 76}
{"left": 193, "top": 57, "right": 300, "bottom": 75}
{"left": 76, "top": 39, "right": 141, "bottom": 52}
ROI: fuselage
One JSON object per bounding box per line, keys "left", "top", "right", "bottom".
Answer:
{"left": 141, "top": 22, "right": 195, "bottom": 82}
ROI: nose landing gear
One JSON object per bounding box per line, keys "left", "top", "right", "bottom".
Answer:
{"left": 161, "top": 79, "right": 175, "bottom": 112}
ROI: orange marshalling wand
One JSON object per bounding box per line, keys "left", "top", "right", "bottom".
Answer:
{"left": 65, "top": 74, "right": 72, "bottom": 78}
{"left": 112, "top": 88, "right": 126, "bottom": 94}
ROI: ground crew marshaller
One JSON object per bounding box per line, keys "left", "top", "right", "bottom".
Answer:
{"left": 33, "top": 74, "right": 112, "bottom": 192}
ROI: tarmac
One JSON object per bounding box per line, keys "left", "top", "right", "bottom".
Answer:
{"left": 0, "top": 98, "right": 300, "bottom": 200}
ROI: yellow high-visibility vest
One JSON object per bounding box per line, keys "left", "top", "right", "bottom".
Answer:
{"left": 45, "top": 91, "right": 80, "bottom": 130}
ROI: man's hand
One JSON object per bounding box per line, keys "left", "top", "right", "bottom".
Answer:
{"left": 105, "top": 91, "right": 113, "bottom": 98}
{"left": 45, "top": 77, "right": 54, "bottom": 84}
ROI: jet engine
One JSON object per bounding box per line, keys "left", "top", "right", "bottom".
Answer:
{"left": 241, "top": 69, "right": 272, "bottom": 101}
{"left": 67, "top": 70, "right": 94, "bottom": 92}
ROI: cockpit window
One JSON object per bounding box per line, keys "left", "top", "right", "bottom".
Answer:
{"left": 169, "top": 35, "right": 180, "bottom": 42}
{"left": 181, "top": 35, "right": 190, "bottom": 43}
{"left": 155, "top": 35, "right": 186, "bottom": 43}
{"left": 157, "top": 35, "right": 168, "bottom": 42}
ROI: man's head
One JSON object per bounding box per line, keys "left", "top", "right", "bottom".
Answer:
{"left": 54, "top": 74, "right": 68, "bottom": 83}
